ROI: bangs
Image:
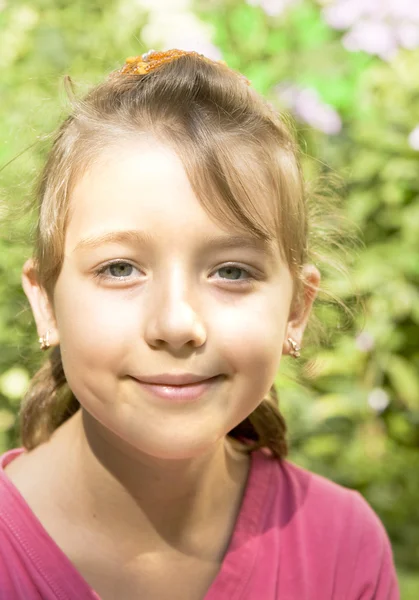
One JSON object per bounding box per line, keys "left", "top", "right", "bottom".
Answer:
{"left": 165, "top": 125, "right": 303, "bottom": 269}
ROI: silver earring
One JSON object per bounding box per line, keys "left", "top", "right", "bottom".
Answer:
{"left": 39, "top": 330, "right": 51, "bottom": 351}
{"left": 287, "top": 337, "right": 301, "bottom": 358}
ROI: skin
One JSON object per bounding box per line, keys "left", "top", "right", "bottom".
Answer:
{"left": 19, "top": 138, "right": 320, "bottom": 588}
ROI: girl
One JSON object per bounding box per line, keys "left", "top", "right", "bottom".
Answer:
{"left": 0, "top": 49, "right": 399, "bottom": 599}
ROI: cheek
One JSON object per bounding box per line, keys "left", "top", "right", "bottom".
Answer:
{"left": 53, "top": 277, "right": 136, "bottom": 366}
{"left": 52, "top": 278, "right": 140, "bottom": 408}
{"left": 214, "top": 292, "right": 288, "bottom": 381}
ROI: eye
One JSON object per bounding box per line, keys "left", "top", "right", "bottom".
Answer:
{"left": 93, "top": 261, "right": 257, "bottom": 287}
{"left": 213, "top": 264, "right": 255, "bottom": 285}
{"left": 94, "top": 261, "right": 139, "bottom": 280}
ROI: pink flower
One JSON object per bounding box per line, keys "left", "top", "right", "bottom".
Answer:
{"left": 343, "top": 19, "right": 398, "bottom": 60}
{"left": 276, "top": 84, "right": 342, "bottom": 134}
{"left": 322, "top": 0, "right": 419, "bottom": 58}
{"left": 246, "top": 0, "right": 300, "bottom": 17}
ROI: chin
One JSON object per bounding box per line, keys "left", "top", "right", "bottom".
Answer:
{"left": 122, "top": 427, "right": 224, "bottom": 462}
{"left": 84, "top": 404, "right": 226, "bottom": 462}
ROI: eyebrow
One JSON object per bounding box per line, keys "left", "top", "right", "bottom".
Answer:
{"left": 73, "top": 229, "right": 277, "bottom": 259}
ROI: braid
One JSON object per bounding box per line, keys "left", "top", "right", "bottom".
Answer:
{"left": 229, "top": 384, "right": 288, "bottom": 460}
{"left": 20, "top": 346, "right": 79, "bottom": 450}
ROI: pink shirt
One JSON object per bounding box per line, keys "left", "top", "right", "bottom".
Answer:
{"left": 0, "top": 447, "right": 399, "bottom": 599}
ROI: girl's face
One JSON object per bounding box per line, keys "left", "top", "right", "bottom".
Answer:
{"left": 26, "top": 138, "right": 317, "bottom": 460}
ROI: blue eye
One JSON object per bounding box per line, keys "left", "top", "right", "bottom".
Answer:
{"left": 94, "top": 261, "right": 256, "bottom": 287}
{"left": 95, "top": 261, "right": 136, "bottom": 280}
{"left": 216, "top": 265, "right": 251, "bottom": 281}
{"left": 107, "top": 263, "right": 134, "bottom": 278}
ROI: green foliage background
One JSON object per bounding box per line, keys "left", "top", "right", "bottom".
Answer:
{"left": 1, "top": 0, "right": 418, "bottom": 595}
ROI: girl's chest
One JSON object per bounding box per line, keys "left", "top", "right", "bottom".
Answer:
{"left": 77, "top": 551, "right": 222, "bottom": 600}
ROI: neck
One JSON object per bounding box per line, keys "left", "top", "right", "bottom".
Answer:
{"left": 53, "top": 410, "right": 250, "bottom": 558}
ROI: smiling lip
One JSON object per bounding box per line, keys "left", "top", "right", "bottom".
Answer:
{"left": 134, "top": 373, "right": 219, "bottom": 385}
{"left": 132, "top": 375, "right": 222, "bottom": 403}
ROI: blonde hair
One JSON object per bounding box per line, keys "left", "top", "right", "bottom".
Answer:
{"left": 20, "top": 53, "right": 342, "bottom": 458}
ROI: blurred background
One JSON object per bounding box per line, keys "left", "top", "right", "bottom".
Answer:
{"left": 1, "top": 0, "right": 418, "bottom": 595}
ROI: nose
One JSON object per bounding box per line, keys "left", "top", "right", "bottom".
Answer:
{"left": 143, "top": 268, "right": 207, "bottom": 351}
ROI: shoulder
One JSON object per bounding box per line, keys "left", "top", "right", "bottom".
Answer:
{"left": 273, "top": 458, "right": 385, "bottom": 526}
{"left": 251, "top": 451, "right": 378, "bottom": 538}
{"left": 0, "top": 445, "right": 59, "bottom": 539}
{"left": 266, "top": 457, "right": 370, "bottom": 531}
{"left": 0, "top": 448, "right": 35, "bottom": 591}
{"left": 262, "top": 457, "right": 400, "bottom": 598}
{"left": 273, "top": 458, "right": 392, "bottom": 548}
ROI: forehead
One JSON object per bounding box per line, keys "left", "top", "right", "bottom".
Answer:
{"left": 66, "top": 139, "right": 279, "bottom": 259}
{"left": 66, "top": 140, "right": 214, "bottom": 240}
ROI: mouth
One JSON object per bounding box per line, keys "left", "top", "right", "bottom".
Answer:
{"left": 131, "top": 375, "right": 223, "bottom": 403}
{"left": 133, "top": 373, "right": 222, "bottom": 386}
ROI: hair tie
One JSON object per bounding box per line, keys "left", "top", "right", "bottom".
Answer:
{"left": 118, "top": 48, "right": 250, "bottom": 85}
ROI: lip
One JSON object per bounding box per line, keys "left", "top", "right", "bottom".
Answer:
{"left": 132, "top": 375, "right": 222, "bottom": 404}
{"left": 134, "top": 373, "right": 219, "bottom": 385}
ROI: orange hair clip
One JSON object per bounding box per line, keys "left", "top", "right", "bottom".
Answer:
{"left": 119, "top": 48, "right": 250, "bottom": 85}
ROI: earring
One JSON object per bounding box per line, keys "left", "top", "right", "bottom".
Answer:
{"left": 39, "top": 330, "right": 51, "bottom": 351}
{"left": 287, "top": 337, "right": 301, "bottom": 358}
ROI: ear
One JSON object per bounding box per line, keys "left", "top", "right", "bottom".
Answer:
{"left": 283, "top": 264, "right": 320, "bottom": 356}
{"left": 22, "top": 259, "right": 59, "bottom": 347}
